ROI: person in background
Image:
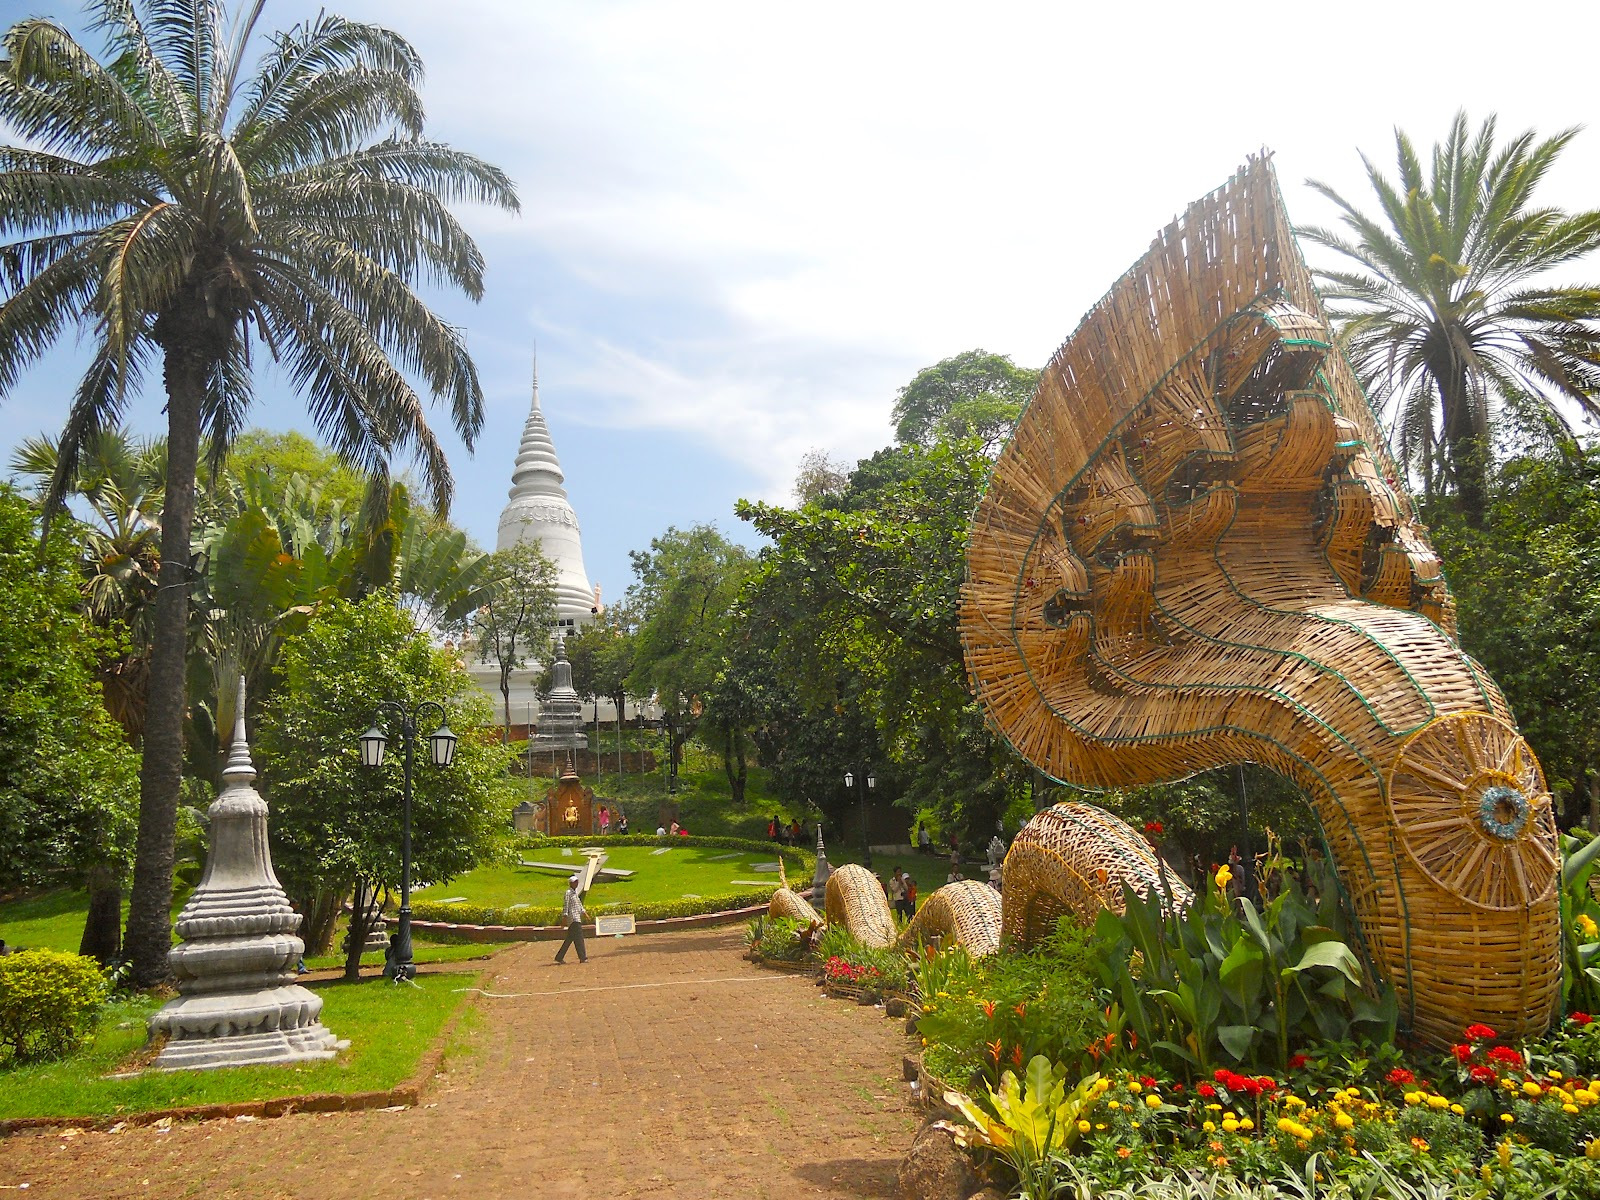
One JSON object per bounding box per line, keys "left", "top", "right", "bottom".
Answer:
{"left": 788, "top": 818, "right": 801, "bottom": 846}
{"left": 918, "top": 825, "right": 933, "bottom": 855}
{"left": 768, "top": 816, "right": 781, "bottom": 842}
{"left": 617, "top": 811, "right": 630, "bottom": 835}
{"left": 887, "top": 867, "right": 908, "bottom": 918}
{"left": 598, "top": 805, "right": 610, "bottom": 835}
{"left": 904, "top": 875, "right": 918, "bottom": 915}
{"left": 947, "top": 864, "right": 963, "bottom": 885}
{"left": 554, "top": 875, "right": 589, "bottom": 965}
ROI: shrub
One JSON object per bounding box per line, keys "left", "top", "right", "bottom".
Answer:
{"left": 756, "top": 917, "right": 813, "bottom": 962}
{"left": 0, "top": 948, "right": 110, "bottom": 1064}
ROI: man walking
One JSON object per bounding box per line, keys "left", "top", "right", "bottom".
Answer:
{"left": 555, "top": 875, "right": 589, "bottom": 965}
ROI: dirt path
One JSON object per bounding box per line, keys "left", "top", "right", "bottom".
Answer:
{"left": 0, "top": 928, "right": 920, "bottom": 1199}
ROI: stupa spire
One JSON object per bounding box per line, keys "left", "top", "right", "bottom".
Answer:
{"left": 495, "top": 352, "right": 597, "bottom": 624}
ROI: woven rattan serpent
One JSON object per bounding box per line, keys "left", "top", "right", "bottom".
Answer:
{"left": 953, "top": 156, "right": 1556, "bottom": 1047}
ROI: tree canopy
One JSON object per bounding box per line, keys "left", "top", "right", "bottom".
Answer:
{"left": 1304, "top": 112, "right": 1600, "bottom": 519}
{"left": 0, "top": 0, "right": 517, "bottom": 984}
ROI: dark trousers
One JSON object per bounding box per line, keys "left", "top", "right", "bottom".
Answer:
{"left": 555, "top": 919, "right": 587, "bottom": 963}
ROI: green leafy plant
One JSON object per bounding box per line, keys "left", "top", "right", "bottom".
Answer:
{"left": 946, "top": 1057, "right": 1100, "bottom": 1200}
{"left": 1093, "top": 837, "right": 1395, "bottom": 1076}
{"left": 755, "top": 916, "right": 813, "bottom": 963}
{"left": 0, "top": 948, "right": 110, "bottom": 1064}
{"left": 1560, "top": 832, "right": 1600, "bottom": 1015}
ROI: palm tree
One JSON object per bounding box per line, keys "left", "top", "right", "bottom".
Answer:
{"left": 1302, "top": 112, "right": 1600, "bottom": 522}
{"left": 0, "top": 1, "right": 518, "bottom": 985}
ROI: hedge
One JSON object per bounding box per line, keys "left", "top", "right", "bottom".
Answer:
{"left": 413, "top": 887, "right": 781, "bottom": 928}
{"left": 512, "top": 832, "right": 815, "bottom": 877}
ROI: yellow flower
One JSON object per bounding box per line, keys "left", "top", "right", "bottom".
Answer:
{"left": 1548, "top": 1069, "right": 1565, "bottom": 1080}
{"left": 1144, "top": 1094, "right": 1162, "bottom": 1110}
{"left": 1239, "top": 1117, "right": 1254, "bottom": 1132}
{"left": 1565, "top": 1104, "right": 1581, "bottom": 1114}
{"left": 1410, "top": 1137, "right": 1430, "bottom": 1153}
{"left": 1335, "top": 1112, "right": 1355, "bottom": 1130}
{"left": 1215, "top": 864, "right": 1234, "bottom": 889}
{"left": 1203, "top": 1120, "right": 1216, "bottom": 1132}
{"left": 1426, "top": 1095, "right": 1449, "bottom": 1109}
{"left": 1205, "top": 1103, "right": 1222, "bottom": 1112}
{"left": 1095, "top": 1123, "right": 1107, "bottom": 1131}
{"left": 1403, "top": 1091, "right": 1423, "bottom": 1105}
{"left": 1523, "top": 1081, "right": 1543, "bottom": 1098}
{"left": 1450, "top": 1104, "right": 1465, "bottom": 1115}
{"left": 1586, "top": 1138, "right": 1600, "bottom": 1160}
{"left": 1284, "top": 1096, "right": 1306, "bottom": 1109}
{"left": 1501, "top": 1113, "right": 1516, "bottom": 1124}
{"left": 1579, "top": 913, "right": 1598, "bottom": 939}
{"left": 1222, "top": 1118, "right": 1240, "bottom": 1133}
{"left": 1078, "top": 1120, "right": 1091, "bottom": 1134}
{"left": 1499, "top": 1139, "right": 1514, "bottom": 1167}
{"left": 1127, "top": 1081, "right": 1142, "bottom": 1093}
{"left": 1481, "top": 1163, "right": 1495, "bottom": 1185}
{"left": 1108, "top": 1100, "right": 1121, "bottom": 1111}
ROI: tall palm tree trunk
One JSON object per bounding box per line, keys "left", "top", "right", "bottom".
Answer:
{"left": 124, "top": 338, "right": 204, "bottom": 987}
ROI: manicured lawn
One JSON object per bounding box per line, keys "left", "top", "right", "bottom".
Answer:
{"left": 0, "top": 888, "right": 191, "bottom": 955}
{"left": 414, "top": 843, "right": 790, "bottom": 911}
{"left": 0, "top": 969, "right": 478, "bottom": 1119}
{"left": 826, "top": 848, "right": 995, "bottom": 903}
{"left": 0, "top": 889, "right": 498, "bottom": 969}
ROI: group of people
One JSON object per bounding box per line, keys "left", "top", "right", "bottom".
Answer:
{"left": 884, "top": 866, "right": 918, "bottom": 918}
{"left": 767, "top": 815, "right": 804, "bottom": 846}
{"left": 594, "top": 806, "right": 630, "bottom": 836}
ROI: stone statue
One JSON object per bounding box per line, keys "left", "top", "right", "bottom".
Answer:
{"left": 148, "top": 677, "right": 344, "bottom": 1070}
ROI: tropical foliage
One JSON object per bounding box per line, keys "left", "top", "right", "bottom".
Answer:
{"left": 0, "top": 0, "right": 517, "bottom": 984}
{"left": 257, "top": 592, "right": 513, "bottom": 977}
{"left": 1304, "top": 112, "right": 1600, "bottom": 518}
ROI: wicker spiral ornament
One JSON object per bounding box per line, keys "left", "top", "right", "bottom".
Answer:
{"left": 902, "top": 880, "right": 1004, "bottom": 958}
{"left": 1386, "top": 713, "right": 1557, "bottom": 911}
{"left": 958, "top": 156, "right": 1559, "bottom": 1046}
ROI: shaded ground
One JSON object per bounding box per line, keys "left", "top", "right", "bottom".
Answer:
{"left": 0, "top": 928, "right": 919, "bottom": 1199}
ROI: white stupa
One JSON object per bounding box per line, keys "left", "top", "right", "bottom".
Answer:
{"left": 496, "top": 359, "right": 597, "bottom": 631}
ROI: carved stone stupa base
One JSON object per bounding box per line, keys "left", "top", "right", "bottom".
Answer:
{"left": 149, "top": 679, "right": 345, "bottom": 1070}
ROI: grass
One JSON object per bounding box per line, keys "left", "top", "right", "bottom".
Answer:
{"left": 0, "top": 888, "right": 191, "bottom": 956}
{"left": 0, "top": 890, "right": 506, "bottom": 970}
{"left": 824, "top": 849, "right": 994, "bottom": 905}
{"left": 0, "top": 969, "right": 478, "bottom": 1120}
{"left": 413, "top": 843, "right": 790, "bottom": 912}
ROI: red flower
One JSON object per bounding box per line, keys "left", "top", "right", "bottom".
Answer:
{"left": 1144, "top": 821, "right": 1164, "bottom": 836}
{"left": 986, "top": 1038, "right": 1003, "bottom": 1062}
{"left": 1452, "top": 1044, "right": 1473, "bottom": 1063}
{"left": 1197, "top": 1083, "right": 1217, "bottom": 1098}
{"left": 1387, "top": 1068, "right": 1416, "bottom": 1086}
{"left": 1464, "top": 1023, "right": 1498, "bottom": 1041}
{"left": 1254, "top": 1076, "right": 1278, "bottom": 1094}
{"left": 1014, "top": 1002, "right": 1027, "bottom": 1019}
{"left": 980, "top": 1000, "right": 996, "bottom": 1019}
{"left": 1572, "top": 1012, "right": 1594, "bottom": 1026}
{"left": 1012, "top": 1044, "right": 1024, "bottom": 1067}
{"left": 1140, "top": 1075, "right": 1159, "bottom": 1090}
{"left": 1469, "top": 1065, "right": 1498, "bottom": 1084}
{"left": 1487, "top": 1046, "right": 1523, "bottom": 1067}
{"left": 1287, "top": 1054, "right": 1308, "bottom": 1070}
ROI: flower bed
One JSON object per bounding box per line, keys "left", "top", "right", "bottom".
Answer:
{"left": 413, "top": 886, "right": 778, "bottom": 928}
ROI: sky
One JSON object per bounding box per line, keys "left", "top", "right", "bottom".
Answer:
{"left": 3, "top": 0, "right": 1600, "bottom": 600}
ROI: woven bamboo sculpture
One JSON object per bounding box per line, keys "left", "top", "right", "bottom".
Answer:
{"left": 902, "top": 880, "right": 1005, "bottom": 958}
{"left": 767, "top": 886, "right": 822, "bottom": 926}
{"left": 1001, "top": 803, "right": 1194, "bottom": 947}
{"left": 824, "top": 864, "right": 898, "bottom": 949}
{"left": 959, "top": 156, "right": 1558, "bottom": 1046}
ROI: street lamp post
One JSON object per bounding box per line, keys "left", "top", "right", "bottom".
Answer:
{"left": 844, "top": 768, "right": 876, "bottom": 869}
{"left": 359, "top": 700, "right": 457, "bottom": 982}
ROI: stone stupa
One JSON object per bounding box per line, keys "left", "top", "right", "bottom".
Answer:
{"left": 532, "top": 634, "right": 590, "bottom": 758}
{"left": 149, "top": 678, "right": 344, "bottom": 1070}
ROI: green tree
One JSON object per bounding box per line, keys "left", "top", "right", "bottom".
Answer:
{"left": 0, "top": 2, "right": 517, "bottom": 985}
{"left": 474, "top": 541, "right": 558, "bottom": 738}
{"left": 626, "top": 525, "right": 752, "bottom": 795}
{"left": 738, "top": 439, "right": 1024, "bottom": 844}
{"left": 0, "top": 485, "right": 139, "bottom": 964}
{"left": 1303, "top": 113, "right": 1600, "bottom": 520}
{"left": 257, "top": 592, "right": 510, "bottom": 976}
{"left": 891, "top": 349, "right": 1037, "bottom": 453}
{"left": 564, "top": 608, "right": 638, "bottom": 725}
{"left": 1429, "top": 441, "right": 1600, "bottom": 825}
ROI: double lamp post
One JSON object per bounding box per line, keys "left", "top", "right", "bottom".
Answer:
{"left": 359, "top": 700, "right": 456, "bottom": 982}
{"left": 844, "top": 768, "right": 875, "bottom": 868}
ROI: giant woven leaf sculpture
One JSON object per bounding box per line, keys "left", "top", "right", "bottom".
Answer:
{"left": 959, "top": 157, "right": 1558, "bottom": 1046}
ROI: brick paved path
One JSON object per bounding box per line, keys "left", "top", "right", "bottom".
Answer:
{"left": 0, "top": 928, "right": 919, "bottom": 1199}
